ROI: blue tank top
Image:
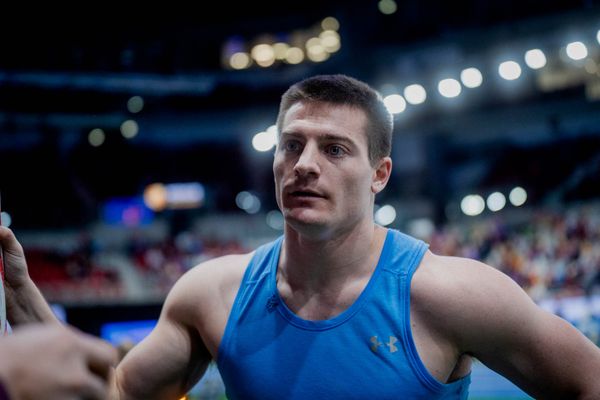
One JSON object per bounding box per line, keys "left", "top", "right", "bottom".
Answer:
{"left": 217, "top": 229, "right": 471, "bottom": 399}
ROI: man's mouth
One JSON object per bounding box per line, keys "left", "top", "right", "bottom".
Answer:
{"left": 290, "top": 190, "right": 324, "bottom": 198}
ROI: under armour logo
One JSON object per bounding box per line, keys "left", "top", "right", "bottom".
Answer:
{"left": 370, "top": 336, "right": 383, "bottom": 352}
{"left": 386, "top": 336, "right": 398, "bottom": 353}
{"left": 370, "top": 336, "right": 398, "bottom": 353}
{"left": 266, "top": 294, "right": 279, "bottom": 312}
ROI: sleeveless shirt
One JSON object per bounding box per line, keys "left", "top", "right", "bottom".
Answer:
{"left": 217, "top": 229, "right": 471, "bottom": 399}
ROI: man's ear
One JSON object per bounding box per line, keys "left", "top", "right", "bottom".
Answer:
{"left": 371, "top": 157, "right": 392, "bottom": 194}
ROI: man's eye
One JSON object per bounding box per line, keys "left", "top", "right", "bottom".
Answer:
{"left": 284, "top": 140, "right": 301, "bottom": 152}
{"left": 327, "top": 145, "right": 345, "bottom": 156}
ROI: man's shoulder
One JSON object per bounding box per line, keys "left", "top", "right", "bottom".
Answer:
{"left": 165, "top": 251, "right": 255, "bottom": 313}
{"left": 412, "top": 250, "right": 519, "bottom": 305}
{"left": 185, "top": 252, "right": 255, "bottom": 292}
{"left": 411, "top": 250, "right": 537, "bottom": 344}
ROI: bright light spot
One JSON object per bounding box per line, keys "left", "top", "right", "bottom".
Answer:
{"left": 266, "top": 210, "right": 284, "bottom": 230}
{"left": 252, "top": 132, "right": 273, "bottom": 152}
{"left": 236, "top": 191, "right": 261, "bottom": 214}
{"left": 509, "top": 187, "right": 527, "bottom": 207}
{"left": 251, "top": 44, "right": 275, "bottom": 67}
{"left": 230, "top": 52, "right": 251, "bottom": 69}
{"left": 404, "top": 84, "right": 427, "bottom": 105}
{"left": 88, "top": 128, "right": 105, "bottom": 147}
{"left": 524, "top": 49, "right": 546, "bottom": 69}
{"left": 307, "top": 47, "right": 329, "bottom": 62}
{"left": 597, "top": 30, "right": 600, "bottom": 45}
{"left": 165, "top": 183, "right": 205, "bottom": 209}
{"left": 306, "top": 38, "right": 329, "bottom": 62}
{"left": 460, "top": 67, "right": 483, "bottom": 88}
{"left": 378, "top": 0, "right": 397, "bottom": 14}
{"left": 266, "top": 124, "right": 278, "bottom": 136}
{"left": 256, "top": 59, "right": 275, "bottom": 67}
{"left": 0, "top": 211, "right": 12, "bottom": 228}
{"left": 306, "top": 37, "right": 321, "bottom": 49}
{"left": 285, "top": 47, "right": 304, "bottom": 64}
{"left": 438, "top": 78, "right": 462, "bottom": 98}
{"left": 383, "top": 94, "right": 407, "bottom": 114}
{"left": 127, "top": 96, "right": 144, "bottom": 113}
{"left": 252, "top": 126, "right": 278, "bottom": 152}
{"left": 319, "top": 30, "right": 341, "bottom": 53}
{"left": 235, "top": 191, "right": 250, "bottom": 209}
{"left": 374, "top": 204, "right": 396, "bottom": 226}
{"left": 486, "top": 192, "right": 506, "bottom": 212}
{"left": 461, "top": 194, "right": 485, "bottom": 216}
{"left": 272, "top": 43, "right": 289, "bottom": 60}
{"left": 498, "top": 61, "right": 522, "bottom": 80}
{"left": 120, "top": 119, "right": 139, "bottom": 139}
{"left": 144, "top": 183, "right": 167, "bottom": 211}
{"left": 321, "top": 17, "right": 339, "bottom": 31}
{"left": 566, "top": 41, "right": 588, "bottom": 60}
{"left": 265, "top": 124, "right": 279, "bottom": 146}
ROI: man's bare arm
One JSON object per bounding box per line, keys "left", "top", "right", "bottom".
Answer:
{"left": 111, "top": 251, "right": 250, "bottom": 400}
{"left": 438, "top": 256, "right": 600, "bottom": 399}
{"left": 111, "top": 265, "right": 214, "bottom": 400}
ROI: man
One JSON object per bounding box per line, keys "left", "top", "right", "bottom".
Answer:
{"left": 2, "top": 74, "right": 600, "bottom": 399}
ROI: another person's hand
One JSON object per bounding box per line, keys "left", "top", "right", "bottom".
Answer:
{"left": 0, "top": 323, "right": 118, "bottom": 400}
{"left": 0, "top": 226, "right": 32, "bottom": 294}
{"left": 0, "top": 226, "right": 61, "bottom": 324}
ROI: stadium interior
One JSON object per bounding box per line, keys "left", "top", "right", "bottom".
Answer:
{"left": 1, "top": 1, "right": 600, "bottom": 398}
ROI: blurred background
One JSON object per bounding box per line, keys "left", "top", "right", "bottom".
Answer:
{"left": 1, "top": 1, "right": 600, "bottom": 398}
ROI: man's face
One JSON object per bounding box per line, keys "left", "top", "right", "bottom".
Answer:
{"left": 273, "top": 101, "right": 378, "bottom": 237}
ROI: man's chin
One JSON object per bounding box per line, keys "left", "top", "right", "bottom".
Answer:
{"left": 284, "top": 211, "right": 329, "bottom": 234}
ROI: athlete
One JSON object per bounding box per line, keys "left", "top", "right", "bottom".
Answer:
{"left": 2, "top": 74, "right": 600, "bottom": 399}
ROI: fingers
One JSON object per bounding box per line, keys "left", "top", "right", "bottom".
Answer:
{"left": 0, "top": 226, "right": 24, "bottom": 258}
{"left": 2, "top": 324, "right": 117, "bottom": 400}
{"left": 78, "top": 372, "right": 111, "bottom": 400}
{"left": 62, "top": 325, "right": 118, "bottom": 381}
{"left": 79, "top": 335, "right": 119, "bottom": 380}
{"left": 73, "top": 331, "right": 118, "bottom": 399}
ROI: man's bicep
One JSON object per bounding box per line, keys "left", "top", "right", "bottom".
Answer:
{"left": 114, "top": 269, "right": 213, "bottom": 400}
{"left": 462, "top": 266, "right": 600, "bottom": 398}
{"left": 478, "top": 307, "right": 600, "bottom": 398}
{"left": 114, "top": 313, "right": 211, "bottom": 400}
{"left": 111, "top": 255, "right": 245, "bottom": 400}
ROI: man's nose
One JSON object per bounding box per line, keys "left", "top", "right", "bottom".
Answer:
{"left": 293, "top": 143, "right": 320, "bottom": 177}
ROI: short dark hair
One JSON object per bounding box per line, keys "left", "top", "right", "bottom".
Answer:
{"left": 276, "top": 74, "right": 393, "bottom": 165}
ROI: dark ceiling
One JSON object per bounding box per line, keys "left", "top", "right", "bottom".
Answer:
{"left": 0, "top": 0, "right": 597, "bottom": 121}
{"left": 1, "top": 1, "right": 597, "bottom": 75}
{"left": 1, "top": 1, "right": 600, "bottom": 229}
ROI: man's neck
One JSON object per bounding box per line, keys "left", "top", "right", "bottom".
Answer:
{"left": 279, "top": 221, "right": 387, "bottom": 293}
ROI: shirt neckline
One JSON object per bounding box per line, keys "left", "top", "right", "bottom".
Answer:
{"left": 269, "top": 229, "right": 393, "bottom": 331}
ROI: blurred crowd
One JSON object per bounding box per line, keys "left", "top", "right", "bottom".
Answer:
{"left": 129, "top": 232, "right": 248, "bottom": 295}
{"left": 427, "top": 202, "right": 600, "bottom": 302}
{"left": 22, "top": 202, "right": 600, "bottom": 323}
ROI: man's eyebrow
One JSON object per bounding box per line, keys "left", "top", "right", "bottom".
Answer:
{"left": 280, "top": 131, "right": 357, "bottom": 146}
{"left": 279, "top": 130, "right": 300, "bottom": 138}
{"left": 320, "top": 133, "right": 356, "bottom": 146}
